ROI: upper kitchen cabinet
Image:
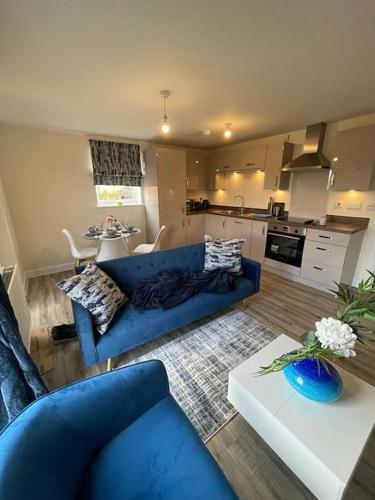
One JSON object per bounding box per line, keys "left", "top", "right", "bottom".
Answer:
{"left": 264, "top": 142, "right": 294, "bottom": 190}
{"left": 238, "top": 145, "right": 267, "bottom": 170}
{"left": 186, "top": 150, "right": 207, "bottom": 190}
{"left": 330, "top": 125, "right": 375, "bottom": 191}
{"left": 207, "top": 154, "right": 225, "bottom": 190}
{"left": 216, "top": 150, "right": 240, "bottom": 170}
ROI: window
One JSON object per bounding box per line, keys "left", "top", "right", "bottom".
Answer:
{"left": 95, "top": 185, "right": 142, "bottom": 207}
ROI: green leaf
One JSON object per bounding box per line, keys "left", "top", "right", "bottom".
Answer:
{"left": 301, "top": 330, "right": 317, "bottom": 346}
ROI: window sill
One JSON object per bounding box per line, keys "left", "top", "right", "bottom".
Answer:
{"left": 95, "top": 203, "right": 144, "bottom": 208}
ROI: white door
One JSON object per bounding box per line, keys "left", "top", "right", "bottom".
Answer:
{"left": 250, "top": 221, "right": 268, "bottom": 263}
{"left": 161, "top": 216, "right": 186, "bottom": 249}
{"left": 205, "top": 214, "right": 227, "bottom": 239}
{"left": 225, "top": 217, "right": 253, "bottom": 258}
{"left": 186, "top": 215, "right": 205, "bottom": 244}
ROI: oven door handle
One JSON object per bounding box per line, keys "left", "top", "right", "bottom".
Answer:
{"left": 267, "top": 231, "right": 301, "bottom": 240}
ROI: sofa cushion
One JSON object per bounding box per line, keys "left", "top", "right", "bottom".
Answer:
{"left": 82, "top": 396, "right": 237, "bottom": 500}
{"left": 95, "top": 276, "right": 255, "bottom": 362}
{"left": 204, "top": 235, "right": 244, "bottom": 276}
{"left": 57, "top": 263, "right": 126, "bottom": 335}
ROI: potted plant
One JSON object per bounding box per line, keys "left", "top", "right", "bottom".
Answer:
{"left": 259, "top": 271, "right": 375, "bottom": 402}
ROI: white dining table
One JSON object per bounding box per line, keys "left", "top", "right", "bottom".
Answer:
{"left": 82, "top": 228, "right": 141, "bottom": 262}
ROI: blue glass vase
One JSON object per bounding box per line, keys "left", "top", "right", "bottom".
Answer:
{"left": 283, "top": 358, "right": 343, "bottom": 402}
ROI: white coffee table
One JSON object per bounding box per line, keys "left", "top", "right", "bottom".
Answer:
{"left": 228, "top": 335, "right": 375, "bottom": 500}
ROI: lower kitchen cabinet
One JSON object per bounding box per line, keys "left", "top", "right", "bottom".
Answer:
{"left": 300, "top": 228, "right": 365, "bottom": 290}
{"left": 225, "top": 217, "right": 252, "bottom": 258}
{"left": 205, "top": 214, "right": 227, "bottom": 239}
{"left": 249, "top": 221, "right": 268, "bottom": 264}
{"left": 186, "top": 214, "right": 205, "bottom": 244}
{"left": 161, "top": 216, "right": 187, "bottom": 249}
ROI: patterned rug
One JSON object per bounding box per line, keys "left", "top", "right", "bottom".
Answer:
{"left": 126, "top": 309, "right": 277, "bottom": 442}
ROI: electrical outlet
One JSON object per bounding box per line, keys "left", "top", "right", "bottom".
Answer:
{"left": 334, "top": 201, "right": 342, "bottom": 208}
{"left": 367, "top": 201, "right": 375, "bottom": 210}
{"left": 347, "top": 202, "right": 362, "bottom": 210}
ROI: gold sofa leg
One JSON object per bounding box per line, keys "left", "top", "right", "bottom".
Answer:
{"left": 242, "top": 299, "right": 248, "bottom": 308}
{"left": 107, "top": 358, "right": 113, "bottom": 372}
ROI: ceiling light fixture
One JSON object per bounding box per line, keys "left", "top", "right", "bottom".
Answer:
{"left": 160, "top": 90, "right": 170, "bottom": 134}
{"left": 224, "top": 123, "right": 232, "bottom": 138}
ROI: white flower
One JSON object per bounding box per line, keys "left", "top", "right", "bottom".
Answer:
{"left": 315, "top": 317, "right": 357, "bottom": 357}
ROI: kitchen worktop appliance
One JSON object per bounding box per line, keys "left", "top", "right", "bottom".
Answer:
{"left": 265, "top": 221, "right": 307, "bottom": 269}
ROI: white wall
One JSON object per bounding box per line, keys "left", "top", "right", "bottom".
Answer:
{"left": 0, "top": 123, "right": 147, "bottom": 276}
{"left": 0, "top": 176, "right": 30, "bottom": 347}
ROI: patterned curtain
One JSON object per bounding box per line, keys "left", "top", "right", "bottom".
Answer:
{"left": 89, "top": 140, "right": 143, "bottom": 186}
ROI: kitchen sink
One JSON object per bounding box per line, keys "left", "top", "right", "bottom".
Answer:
{"left": 218, "top": 210, "right": 235, "bottom": 215}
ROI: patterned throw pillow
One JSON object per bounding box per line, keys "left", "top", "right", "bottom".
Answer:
{"left": 204, "top": 234, "right": 245, "bottom": 276}
{"left": 57, "top": 263, "right": 127, "bottom": 335}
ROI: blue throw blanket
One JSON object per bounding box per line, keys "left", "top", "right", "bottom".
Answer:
{"left": 0, "top": 276, "right": 47, "bottom": 429}
{"left": 130, "top": 269, "right": 235, "bottom": 310}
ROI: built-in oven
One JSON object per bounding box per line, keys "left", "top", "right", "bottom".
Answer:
{"left": 265, "top": 223, "right": 306, "bottom": 268}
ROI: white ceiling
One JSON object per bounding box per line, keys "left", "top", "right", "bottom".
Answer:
{"left": 1, "top": 0, "right": 375, "bottom": 148}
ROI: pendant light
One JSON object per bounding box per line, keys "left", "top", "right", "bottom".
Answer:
{"left": 160, "top": 90, "right": 170, "bottom": 134}
{"left": 224, "top": 122, "right": 232, "bottom": 138}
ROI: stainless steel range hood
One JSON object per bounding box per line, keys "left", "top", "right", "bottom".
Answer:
{"left": 282, "top": 122, "right": 331, "bottom": 172}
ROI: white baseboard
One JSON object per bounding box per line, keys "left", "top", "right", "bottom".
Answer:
{"left": 25, "top": 262, "right": 75, "bottom": 282}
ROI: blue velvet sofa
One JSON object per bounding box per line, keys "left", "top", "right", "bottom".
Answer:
{"left": 73, "top": 243, "right": 261, "bottom": 367}
{"left": 0, "top": 360, "right": 237, "bottom": 499}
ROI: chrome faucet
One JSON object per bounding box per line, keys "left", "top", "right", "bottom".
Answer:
{"left": 234, "top": 195, "right": 245, "bottom": 215}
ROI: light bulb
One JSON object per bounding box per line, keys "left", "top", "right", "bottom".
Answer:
{"left": 161, "top": 122, "right": 170, "bottom": 134}
{"left": 224, "top": 122, "right": 232, "bottom": 138}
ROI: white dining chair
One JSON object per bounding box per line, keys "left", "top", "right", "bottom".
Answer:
{"left": 62, "top": 229, "right": 97, "bottom": 267}
{"left": 133, "top": 225, "right": 166, "bottom": 255}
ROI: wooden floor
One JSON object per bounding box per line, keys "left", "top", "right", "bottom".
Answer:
{"left": 28, "top": 270, "right": 375, "bottom": 500}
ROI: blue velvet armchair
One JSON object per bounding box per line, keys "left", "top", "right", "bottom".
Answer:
{"left": 0, "top": 360, "right": 237, "bottom": 499}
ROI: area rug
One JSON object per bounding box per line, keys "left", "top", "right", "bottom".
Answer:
{"left": 126, "top": 309, "right": 277, "bottom": 442}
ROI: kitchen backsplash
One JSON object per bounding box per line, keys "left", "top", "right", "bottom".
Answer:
{"left": 187, "top": 171, "right": 290, "bottom": 211}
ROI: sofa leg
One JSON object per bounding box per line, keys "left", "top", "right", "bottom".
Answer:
{"left": 107, "top": 358, "right": 113, "bottom": 372}
{"left": 242, "top": 299, "right": 248, "bottom": 308}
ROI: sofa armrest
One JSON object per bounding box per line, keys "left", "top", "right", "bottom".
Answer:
{"left": 71, "top": 301, "right": 98, "bottom": 366}
{"left": 241, "top": 257, "right": 261, "bottom": 293}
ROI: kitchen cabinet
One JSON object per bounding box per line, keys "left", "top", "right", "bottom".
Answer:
{"left": 301, "top": 228, "right": 365, "bottom": 290}
{"left": 143, "top": 147, "right": 187, "bottom": 248}
{"left": 250, "top": 221, "right": 268, "bottom": 264}
{"left": 186, "top": 214, "right": 205, "bottom": 244}
{"left": 161, "top": 216, "right": 187, "bottom": 249}
{"left": 239, "top": 145, "right": 267, "bottom": 170}
{"left": 216, "top": 150, "right": 240, "bottom": 171}
{"left": 207, "top": 155, "right": 225, "bottom": 190}
{"left": 330, "top": 125, "right": 375, "bottom": 191}
{"left": 204, "top": 214, "right": 268, "bottom": 263}
{"left": 157, "top": 149, "right": 186, "bottom": 218}
{"left": 205, "top": 214, "right": 227, "bottom": 238}
{"left": 264, "top": 142, "right": 294, "bottom": 190}
{"left": 225, "top": 217, "right": 252, "bottom": 258}
{"left": 186, "top": 150, "right": 207, "bottom": 191}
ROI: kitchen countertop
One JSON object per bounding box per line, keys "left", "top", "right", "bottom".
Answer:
{"left": 186, "top": 208, "right": 368, "bottom": 234}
